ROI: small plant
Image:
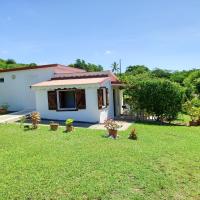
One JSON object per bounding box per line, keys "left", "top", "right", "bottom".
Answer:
{"left": 104, "top": 119, "right": 122, "bottom": 130}
{"left": 66, "top": 118, "right": 74, "bottom": 125}
{"left": 104, "top": 119, "right": 122, "bottom": 139}
{"left": 128, "top": 128, "right": 137, "bottom": 140}
{"left": 0, "top": 103, "right": 9, "bottom": 114}
{"left": 30, "top": 112, "right": 41, "bottom": 129}
{"left": 20, "top": 116, "right": 26, "bottom": 128}
{"left": 65, "top": 118, "right": 74, "bottom": 132}
{"left": 49, "top": 121, "right": 59, "bottom": 131}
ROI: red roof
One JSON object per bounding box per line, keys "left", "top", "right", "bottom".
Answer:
{"left": 32, "top": 77, "right": 109, "bottom": 87}
{"left": 53, "top": 70, "right": 121, "bottom": 83}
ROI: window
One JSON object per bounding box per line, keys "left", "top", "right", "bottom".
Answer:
{"left": 47, "top": 89, "right": 86, "bottom": 111}
{"left": 0, "top": 78, "right": 4, "bottom": 83}
{"left": 57, "top": 90, "right": 76, "bottom": 110}
{"left": 97, "top": 88, "right": 109, "bottom": 109}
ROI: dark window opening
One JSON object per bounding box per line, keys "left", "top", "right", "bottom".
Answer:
{"left": 0, "top": 78, "right": 4, "bottom": 83}
{"left": 58, "top": 90, "right": 76, "bottom": 110}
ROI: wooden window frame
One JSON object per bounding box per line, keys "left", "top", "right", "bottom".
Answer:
{"left": 56, "top": 89, "right": 77, "bottom": 111}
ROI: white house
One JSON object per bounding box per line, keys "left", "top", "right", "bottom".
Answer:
{"left": 0, "top": 64, "right": 123, "bottom": 123}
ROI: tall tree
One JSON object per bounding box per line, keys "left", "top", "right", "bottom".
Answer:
{"left": 111, "top": 62, "right": 119, "bottom": 74}
{"left": 151, "top": 68, "right": 171, "bottom": 79}
{"left": 125, "top": 65, "right": 149, "bottom": 75}
{"left": 69, "top": 59, "right": 103, "bottom": 72}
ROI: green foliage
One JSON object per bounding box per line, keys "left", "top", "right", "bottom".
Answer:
{"left": 183, "top": 97, "right": 200, "bottom": 121}
{"left": 170, "top": 70, "right": 189, "bottom": 85}
{"left": 65, "top": 118, "right": 74, "bottom": 125}
{"left": 0, "top": 58, "right": 37, "bottom": 70}
{"left": 125, "top": 65, "right": 149, "bottom": 75}
{"left": 151, "top": 68, "right": 171, "bottom": 79}
{"left": 6, "top": 59, "right": 16, "bottom": 64}
{"left": 69, "top": 59, "right": 103, "bottom": 72}
{"left": 125, "top": 75, "right": 184, "bottom": 121}
{"left": 184, "top": 70, "right": 200, "bottom": 95}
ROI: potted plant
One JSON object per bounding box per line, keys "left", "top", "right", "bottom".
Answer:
{"left": 128, "top": 128, "right": 137, "bottom": 140}
{"left": 0, "top": 103, "right": 9, "bottom": 114}
{"left": 65, "top": 118, "right": 74, "bottom": 132}
{"left": 30, "top": 112, "right": 41, "bottom": 129}
{"left": 49, "top": 121, "right": 59, "bottom": 131}
{"left": 104, "top": 119, "right": 122, "bottom": 138}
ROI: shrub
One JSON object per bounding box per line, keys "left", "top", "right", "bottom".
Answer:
{"left": 125, "top": 76, "right": 184, "bottom": 122}
{"left": 183, "top": 98, "right": 200, "bottom": 121}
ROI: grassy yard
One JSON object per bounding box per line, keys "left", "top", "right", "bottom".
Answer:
{"left": 0, "top": 124, "right": 199, "bottom": 200}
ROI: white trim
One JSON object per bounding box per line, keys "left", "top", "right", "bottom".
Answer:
{"left": 56, "top": 89, "right": 77, "bottom": 110}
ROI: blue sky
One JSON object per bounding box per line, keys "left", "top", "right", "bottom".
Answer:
{"left": 0, "top": 0, "right": 200, "bottom": 71}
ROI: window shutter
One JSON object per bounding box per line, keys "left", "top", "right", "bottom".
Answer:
{"left": 76, "top": 89, "right": 86, "bottom": 109}
{"left": 106, "top": 88, "right": 109, "bottom": 106}
{"left": 47, "top": 91, "right": 57, "bottom": 110}
{"left": 97, "top": 89, "right": 103, "bottom": 109}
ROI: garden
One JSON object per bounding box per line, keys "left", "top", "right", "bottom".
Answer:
{"left": 0, "top": 123, "right": 199, "bottom": 199}
{"left": 0, "top": 66, "right": 200, "bottom": 199}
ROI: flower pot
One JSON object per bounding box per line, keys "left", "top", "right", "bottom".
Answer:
{"left": 189, "top": 121, "right": 198, "bottom": 126}
{"left": 50, "top": 123, "right": 59, "bottom": 131}
{"left": 108, "top": 129, "right": 118, "bottom": 138}
{"left": 66, "top": 125, "right": 73, "bottom": 132}
{"left": 0, "top": 109, "right": 7, "bottom": 115}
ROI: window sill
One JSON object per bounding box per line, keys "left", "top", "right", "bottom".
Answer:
{"left": 56, "top": 108, "right": 78, "bottom": 112}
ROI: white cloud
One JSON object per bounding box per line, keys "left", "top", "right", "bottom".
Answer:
{"left": 105, "top": 50, "right": 112, "bottom": 55}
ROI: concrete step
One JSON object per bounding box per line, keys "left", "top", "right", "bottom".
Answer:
{"left": 0, "top": 109, "right": 34, "bottom": 124}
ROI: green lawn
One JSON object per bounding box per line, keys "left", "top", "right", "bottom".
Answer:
{"left": 0, "top": 124, "right": 199, "bottom": 200}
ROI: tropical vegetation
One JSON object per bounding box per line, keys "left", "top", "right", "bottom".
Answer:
{"left": 0, "top": 58, "right": 36, "bottom": 70}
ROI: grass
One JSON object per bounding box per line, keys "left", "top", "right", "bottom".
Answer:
{"left": 0, "top": 124, "right": 199, "bottom": 200}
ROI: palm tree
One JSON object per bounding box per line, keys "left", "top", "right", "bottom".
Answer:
{"left": 111, "top": 62, "right": 119, "bottom": 74}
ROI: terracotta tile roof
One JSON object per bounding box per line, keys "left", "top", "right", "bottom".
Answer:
{"left": 0, "top": 64, "right": 86, "bottom": 73}
{"left": 32, "top": 77, "right": 109, "bottom": 88}
{"left": 53, "top": 70, "right": 120, "bottom": 83}
{"left": 53, "top": 65, "right": 86, "bottom": 73}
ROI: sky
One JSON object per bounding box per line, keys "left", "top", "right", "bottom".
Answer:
{"left": 0, "top": 0, "right": 200, "bottom": 71}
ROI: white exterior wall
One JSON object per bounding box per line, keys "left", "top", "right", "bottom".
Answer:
{"left": 33, "top": 80, "right": 114, "bottom": 123}
{"left": 0, "top": 68, "right": 54, "bottom": 111}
